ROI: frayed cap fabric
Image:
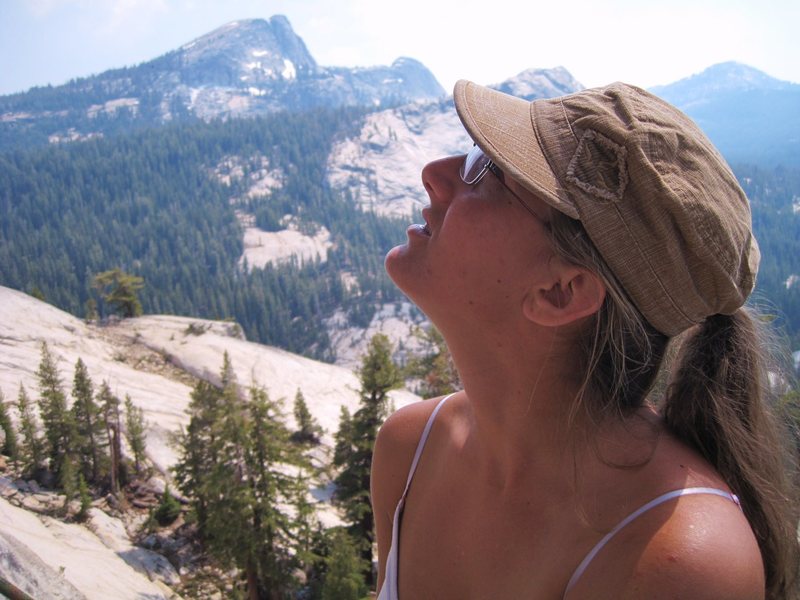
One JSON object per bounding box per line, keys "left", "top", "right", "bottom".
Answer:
{"left": 454, "top": 80, "right": 760, "bottom": 336}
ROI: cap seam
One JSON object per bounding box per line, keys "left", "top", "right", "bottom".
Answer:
{"left": 559, "top": 99, "right": 578, "bottom": 142}
{"left": 529, "top": 101, "right": 573, "bottom": 210}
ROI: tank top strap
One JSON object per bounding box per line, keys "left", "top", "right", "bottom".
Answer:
{"left": 399, "top": 393, "right": 454, "bottom": 500}
{"left": 563, "top": 486, "right": 741, "bottom": 597}
{"left": 377, "top": 393, "right": 456, "bottom": 600}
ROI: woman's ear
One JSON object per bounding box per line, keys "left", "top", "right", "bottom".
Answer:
{"left": 522, "top": 265, "right": 606, "bottom": 327}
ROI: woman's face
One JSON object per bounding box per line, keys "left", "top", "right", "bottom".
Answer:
{"left": 385, "top": 151, "right": 558, "bottom": 328}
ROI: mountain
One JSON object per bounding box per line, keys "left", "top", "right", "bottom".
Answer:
{"left": 0, "top": 16, "right": 444, "bottom": 151}
{"left": 492, "top": 66, "right": 584, "bottom": 100}
{"left": 650, "top": 62, "right": 800, "bottom": 166}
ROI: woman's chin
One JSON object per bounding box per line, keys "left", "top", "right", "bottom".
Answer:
{"left": 385, "top": 244, "right": 425, "bottom": 299}
{"left": 384, "top": 243, "right": 409, "bottom": 285}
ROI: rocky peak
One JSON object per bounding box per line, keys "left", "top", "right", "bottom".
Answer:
{"left": 0, "top": 15, "right": 445, "bottom": 149}
{"left": 491, "top": 66, "right": 584, "bottom": 100}
{"left": 177, "top": 16, "right": 318, "bottom": 87}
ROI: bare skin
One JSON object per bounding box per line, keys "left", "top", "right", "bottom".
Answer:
{"left": 372, "top": 155, "right": 765, "bottom": 599}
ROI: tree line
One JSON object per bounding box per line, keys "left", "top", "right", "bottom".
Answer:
{"left": 736, "top": 164, "right": 800, "bottom": 348}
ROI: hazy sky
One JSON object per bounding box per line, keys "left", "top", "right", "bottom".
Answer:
{"left": 1, "top": 0, "right": 798, "bottom": 96}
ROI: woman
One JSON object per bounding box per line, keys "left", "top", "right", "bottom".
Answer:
{"left": 372, "top": 80, "right": 799, "bottom": 599}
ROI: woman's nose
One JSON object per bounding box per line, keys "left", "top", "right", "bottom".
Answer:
{"left": 421, "top": 155, "right": 464, "bottom": 205}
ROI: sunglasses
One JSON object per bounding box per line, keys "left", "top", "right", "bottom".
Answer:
{"left": 460, "top": 143, "right": 503, "bottom": 185}
{"left": 459, "top": 144, "right": 543, "bottom": 222}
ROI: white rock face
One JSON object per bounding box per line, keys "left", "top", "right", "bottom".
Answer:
{"left": 0, "top": 497, "right": 172, "bottom": 599}
{"left": 239, "top": 217, "right": 333, "bottom": 269}
{"left": 0, "top": 286, "right": 419, "bottom": 463}
{"left": 211, "top": 155, "right": 335, "bottom": 268}
{"left": 326, "top": 302, "right": 429, "bottom": 371}
{"left": 113, "top": 312, "right": 419, "bottom": 446}
{"left": 327, "top": 100, "right": 471, "bottom": 217}
{"left": 0, "top": 287, "right": 196, "bottom": 474}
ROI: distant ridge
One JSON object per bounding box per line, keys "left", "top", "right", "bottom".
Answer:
{"left": 650, "top": 62, "right": 800, "bottom": 166}
{"left": 0, "top": 16, "right": 444, "bottom": 151}
{"left": 651, "top": 61, "right": 797, "bottom": 106}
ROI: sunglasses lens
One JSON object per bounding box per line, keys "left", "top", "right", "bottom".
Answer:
{"left": 461, "top": 144, "right": 491, "bottom": 184}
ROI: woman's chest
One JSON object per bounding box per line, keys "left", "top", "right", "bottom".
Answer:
{"left": 396, "top": 475, "right": 582, "bottom": 599}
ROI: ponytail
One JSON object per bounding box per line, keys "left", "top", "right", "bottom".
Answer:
{"left": 664, "top": 309, "right": 800, "bottom": 600}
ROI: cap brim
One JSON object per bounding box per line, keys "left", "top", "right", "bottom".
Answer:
{"left": 453, "top": 80, "right": 579, "bottom": 219}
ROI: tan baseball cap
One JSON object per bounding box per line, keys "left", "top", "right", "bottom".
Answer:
{"left": 453, "top": 80, "right": 760, "bottom": 336}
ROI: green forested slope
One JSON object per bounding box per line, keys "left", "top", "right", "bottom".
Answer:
{"left": 737, "top": 164, "right": 800, "bottom": 349}
{"left": 0, "top": 108, "right": 408, "bottom": 359}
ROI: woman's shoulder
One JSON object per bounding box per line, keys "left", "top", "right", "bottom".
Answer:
{"left": 571, "top": 425, "right": 765, "bottom": 599}
{"left": 373, "top": 394, "right": 457, "bottom": 478}
{"left": 588, "top": 491, "right": 764, "bottom": 599}
{"left": 371, "top": 394, "right": 459, "bottom": 515}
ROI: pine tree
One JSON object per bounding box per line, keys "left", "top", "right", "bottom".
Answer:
{"left": 174, "top": 353, "right": 316, "bottom": 599}
{"left": 36, "top": 342, "right": 73, "bottom": 481}
{"left": 77, "top": 473, "right": 92, "bottom": 521}
{"left": 333, "top": 406, "right": 354, "bottom": 469}
{"left": 321, "top": 529, "right": 368, "bottom": 600}
{"left": 60, "top": 452, "right": 79, "bottom": 517}
{"left": 239, "top": 385, "right": 300, "bottom": 598}
{"left": 15, "top": 384, "right": 44, "bottom": 476}
{"left": 408, "top": 325, "right": 460, "bottom": 397}
{"left": 154, "top": 484, "right": 181, "bottom": 526}
{"left": 97, "top": 381, "right": 123, "bottom": 495}
{"left": 291, "top": 388, "right": 323, "bottom": 445}
{"left": 84, "top": 297, "right": 98, "bottom": 321}
{"left": 291, "top": 471, "right": 322, "bottom": 588}
{"left": 173, "top": 379, "right": 221, "bottom": 537}
{"left": 201, "top": 354, "right": 253, "bottom": 566}
{"left": 333, "top": 333, "right": 401, "bottom": 586}
{"left": 0, "top": 389, "right": 19, "bottom": 464}
{"left": 124, "top": 395, "right": 147, "bottom": 475}
{"left": 71, "top": 358, "right": 106, "bottom": 483}
{"left": 92, "top": 267, "right": 144, "bottom": 318}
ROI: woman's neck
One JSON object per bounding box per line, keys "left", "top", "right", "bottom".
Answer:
{"left": 439, "top": 317, "right": 587, "bottom": 486}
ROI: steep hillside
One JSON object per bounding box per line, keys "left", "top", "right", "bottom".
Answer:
{"left": 0, "top": 285, "right": 420, "bottom": 597}
{"left": 0, "top": 286, "right": 418, "bottom": 469}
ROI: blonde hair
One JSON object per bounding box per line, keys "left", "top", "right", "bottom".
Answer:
{"left": 548, "top": 211, "right": 800, "bottom": 599}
